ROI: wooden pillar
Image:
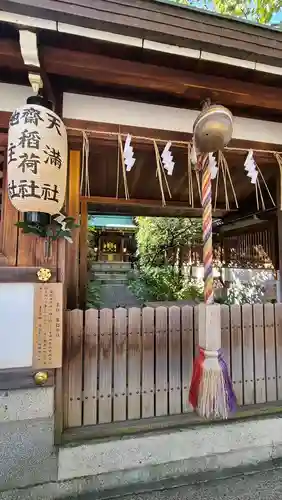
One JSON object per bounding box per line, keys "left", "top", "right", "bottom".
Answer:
{"left": 66, "top": 150, "right": 81, "bottom": 309}
{"left": 277, "top": 174, "right": 282, "bottom": 302}
{"left": 79, "top": 200, "right": 88, "bottom": 309}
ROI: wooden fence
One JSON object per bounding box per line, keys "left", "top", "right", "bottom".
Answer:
{"left": 64, "top": 304, "right": 282, "bottom": 429}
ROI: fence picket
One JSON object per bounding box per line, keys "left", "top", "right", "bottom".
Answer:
{"left": 264, "top": 303, "right": 277, "bottom": 402}
{"left": 242, "top": 304, "right": 254, "bottom": 405}
{"left": 127, "top": 308, "right": 142, "bottom": 420}
{"left": 98, "top": 309, "right": 113, "bottom": 423}
{"left": 113, "top": 308, "right": 127, "bottom": 422}
{"left": 64, "top": 303, "right": 282, "bottom": 431}
{"left": 253, "top": 304, "right": 266, "bottom": 404}
{"left": 275, "top": 303, "right": 282, "bottom": 399}
{"left": 83, "top": 309, "right": 98, "bottom": 425}
{"left": 142, "top": 307, "right": 155, "bottom": 418}
{"left": 67, "top": 309, "right": 83, "bottom": 427}
{"left": 221, "top": 304, "right": 231, "bottom": 374}
{"left": 181, "top": 306, "right": 194, "bottom": 413}
{"left": 168, "top": 307, "right": 181, "bottom": 415}
{"left": 230, "top": 305, "right": 243, "bottom": 406}
{"left": 155, "top": 307, "right": 168, "bottom": 416}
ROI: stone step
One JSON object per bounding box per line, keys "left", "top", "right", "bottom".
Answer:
{"left": 94, "top": 272, "right": 128, "bottom": 283}
{"left": 92, "top": 262, "right": 131, "bottom": 272}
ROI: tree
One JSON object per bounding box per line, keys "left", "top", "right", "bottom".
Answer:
{"left": 171, "top": 0, "right": 282, "bottom": 24}
{"left": 213, "top": 0, "right": 282, "bottom": 24}
{"left": 129, "top": 217, "right": 203, "bottom": 302}
{"left": 135, "top": 216, "right": 201, "bottom": 267}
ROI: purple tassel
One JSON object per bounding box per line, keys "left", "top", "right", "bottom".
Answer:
{"left": 218, "top": 349, "right": 237, "bottom": 413}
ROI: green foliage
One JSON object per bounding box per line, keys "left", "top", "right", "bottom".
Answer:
{"left": 169, "top": 0, "right": 282, "bottom": 24}
{"left": 86, "top": 281, "right": 101, "bottom": 309}
{"left": 135, "top": 217, "right": 201, "bottom": 267}
{"left": 213, "top": 0, "right": 282, "bottom": 24}
{"left": 16, "top": 215, "right": 79, "bottom": 241}
{"left": 129, "top": 265, "right": 203, "bottom": 302}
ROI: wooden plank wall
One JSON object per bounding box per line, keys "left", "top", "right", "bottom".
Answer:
{"left": 64, "top": 303, "right": 282, "bottom": 429}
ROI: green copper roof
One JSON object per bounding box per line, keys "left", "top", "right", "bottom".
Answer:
{"left": 88, "top": 215, "right": 136, "bottom": 229}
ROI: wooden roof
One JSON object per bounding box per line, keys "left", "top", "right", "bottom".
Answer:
{"left": 2, "top": 0, "right": 282, "bottom": 65}
{"left": 0, "top": 1, "right": 281, "bottom": 219}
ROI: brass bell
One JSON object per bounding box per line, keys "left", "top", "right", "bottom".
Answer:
{"left": 193, "top": 104, "right": 233, "bottom": 153}
{"left": 34, "top": 371, "right": 48, "bottom": 386}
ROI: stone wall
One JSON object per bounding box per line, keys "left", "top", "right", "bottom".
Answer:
{"left": 0, "top": 387, "right": 57, "bottom": 491}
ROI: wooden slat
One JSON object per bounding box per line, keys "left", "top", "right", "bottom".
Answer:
{"left": 230, "top": 305, "right": 243, "bottom": 406}
{"left": 141, "top": 307, "right": 155, "bottom": 418}
{"left": 264, "top": 303, "right": 277, "bottom": 402}
{"left": 127, "top": 307, "right": 141, "bottom": 420}
{"left": 83, "top": 309, "right": 98, "bottom": 425}
{"left": 221, "top": 304, "right": 231, "bottom": 374}
{"left": 113, "top": 308, "right": 127, "bottom": 422}
{"left": 193, "top": 304, "right": 199, "bottom": 350}
{"left": 155, "top": 306, "right": 168, "bottom": 417}
{"left": 98, "top": 308, "right": 113, "bottom": 423}
{"left": 67, "top": 309, "right": 83, "bottom": 427}
{"left": 275, "top": 303, "right": 282, "bottom": 399}
{"left": 242, "top": 304, "right": 255, "bottom": 405}
{"left": 168, "top": 306, "right": 181, "bottom": 415}
{"left": 17, "top": 230, "right": 57, "bottom": 267}
{"left": 181, "top": 305, "right": 193, "bottom": 413}
{"left": 253, "top": 303, "right": 266, "bottom": 404}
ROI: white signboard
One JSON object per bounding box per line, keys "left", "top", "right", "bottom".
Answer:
{"left": 0, "top": 283, "right": 34, "bottom": 369}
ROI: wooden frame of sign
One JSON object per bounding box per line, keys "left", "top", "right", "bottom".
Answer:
{"left": 33, "top": 282, "right": 63, "bottom": 369}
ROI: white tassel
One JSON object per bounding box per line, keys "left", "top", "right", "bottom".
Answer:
{"left": 197, "top": 350, "right": 228, "bottom": 420}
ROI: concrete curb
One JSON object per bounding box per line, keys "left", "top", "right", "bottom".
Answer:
{"left": 0, "top": 454, "right": 282, "bottom": 500}
{"left": 1, "top": 416, "right": 282, "bottom": 499}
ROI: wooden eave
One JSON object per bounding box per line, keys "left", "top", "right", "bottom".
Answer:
{"left": 1, "top": 24, "right": 282, "bottom": 122}
{"left": 2, "top": 0, "right": 282, "bottom": 66}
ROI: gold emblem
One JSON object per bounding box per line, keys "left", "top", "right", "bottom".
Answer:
{"left": 37, "top": 268, "right": 52, "bottom": 282}
{"left": 34, "top": 371, "right": 48, "bottom": 385}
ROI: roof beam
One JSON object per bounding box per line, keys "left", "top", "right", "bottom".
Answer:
{"left": 41, "top": 47, "right": 282, "bottom": 113}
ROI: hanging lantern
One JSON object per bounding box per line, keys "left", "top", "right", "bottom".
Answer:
{"left": 193, "top": 104, "right": 233, "bottom": 153}
{"left": 7, "top": 97, "right": 68, "bottom": 215}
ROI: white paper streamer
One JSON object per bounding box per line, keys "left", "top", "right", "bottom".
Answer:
{"left": 208, "top": 152, "right": 218, "bottom": 180}
{"left": 123, "top": 134, "right": 136, "bottom": 172}
{"left": 54, "top": 213, "right": 73, "bottom": 243}
{"left": 244, "top": 149, "right": 258, "bottom": 184}
{"left": 161, "top": 141, "right": 175, "bottom": 176}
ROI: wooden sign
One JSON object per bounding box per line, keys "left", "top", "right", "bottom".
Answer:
{"left": 32, "top": 283, "right": 63, "bottom": 369}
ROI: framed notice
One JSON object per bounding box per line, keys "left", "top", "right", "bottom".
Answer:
{"left": 32, "top": 283, "right": 63, "bottom": 369}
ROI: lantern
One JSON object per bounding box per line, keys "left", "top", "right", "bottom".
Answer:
{"left": 193, "top": 104, "right": 233, "bottom": 153}
{"left": 7, "top": 97, "right": 68, "bottom": 215}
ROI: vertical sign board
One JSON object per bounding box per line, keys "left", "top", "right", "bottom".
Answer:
{"left": 0, "top": 283, "right": 34, "bottom": 369}
{"left": 33, "top": 283, "right": 63, "bottom": 369}
{"left": 0, "top": 282, "right": 63, "bottom": 370}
